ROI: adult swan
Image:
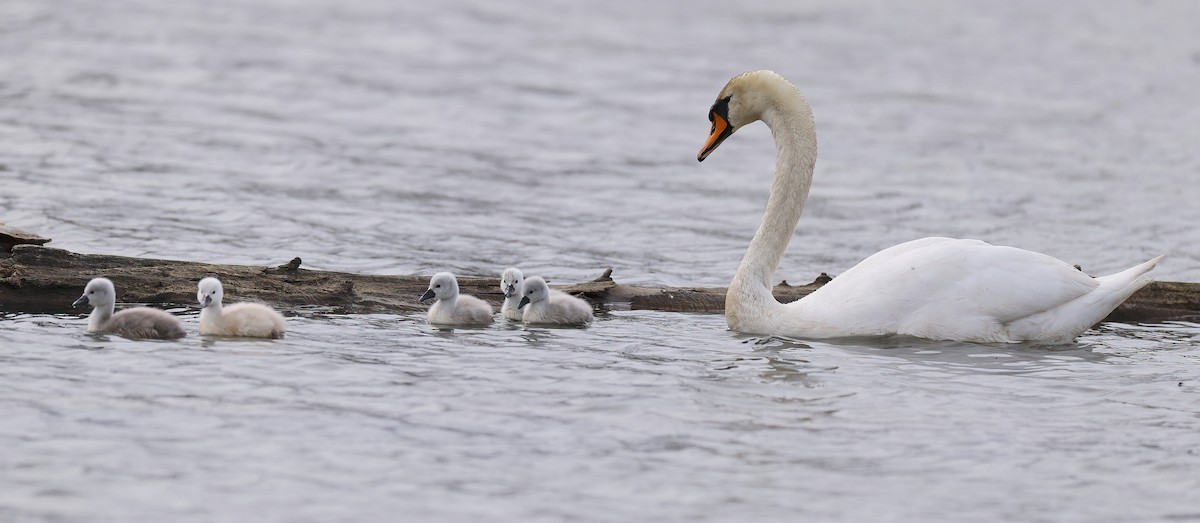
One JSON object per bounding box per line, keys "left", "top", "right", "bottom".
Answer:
{"left": 697, "top": 70, "right": 1162, "bottom": 343}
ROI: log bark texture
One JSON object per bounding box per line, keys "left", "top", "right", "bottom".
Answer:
{"left": 1, "top": 245, "right": 1198, "bottom": 323}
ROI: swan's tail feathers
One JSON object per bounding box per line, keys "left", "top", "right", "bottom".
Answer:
{"left": 1072, "top": 253, "right": 1165, "bottom": 326}
{"left": 1081, "top": 253, "right": 1166, "bottom": 322}
{"left": 1097, "top": 253, "right": 1165, "bottom": 290}
{"left": 1008, "top": 254, "right": 1164, "bottom": 343}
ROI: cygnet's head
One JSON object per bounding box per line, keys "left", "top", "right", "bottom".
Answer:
{"left": 197, "top": 277, "right": 224, "bottom": 308}
{"left": 73, "top": 277, "right": 116, "bottom": 310}
{"left": 500, "top": 267, "right": 524, "bottom": 298}
{"left": 420, "top": 272, "right": 460, "bottom": 302}
{"left": 518, "top": 276, "right": 550, "bottom": 309}
{"left": 697, "top": 70, "right": 806, "bottom": 161}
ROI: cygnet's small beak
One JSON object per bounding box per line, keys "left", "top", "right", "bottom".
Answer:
{"left": 201, "top": 295, "right": 212, "bottom": 308}
{"left": 419, "top": 289, "right": 436, "bottom": 303}
{"left": 518, "top": 296, "right": 530, "bottom": 309}
{"left": 503, "top": 284, "right": 516, "bottom": 298}
{"left": 72, "top": 295, "right": 89, "bottom": 309}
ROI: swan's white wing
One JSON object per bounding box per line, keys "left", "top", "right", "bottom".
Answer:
{"left": 904, "top": 241, "right": 1096, "bottom": 323}
{"left": 793, "top": 238, "right": 1098, "bottom": 339}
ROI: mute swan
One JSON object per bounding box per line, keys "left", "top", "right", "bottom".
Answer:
{"left": 697, "top": 70, "right": 1163, "bottom": 344}
{"left": 500, "top": 267, "right": 526, "bottom": 321}
{"left": 197, "top": 277, "right": 286, "bottom": 338}
{"left": 72, "top": 277, "right": 186, "bottom": 339}
{"left": 421, "top": 272, "right": 495, "bottom": 326}
{"left": 518, "top": 276, "right": 593, "bottom": 326}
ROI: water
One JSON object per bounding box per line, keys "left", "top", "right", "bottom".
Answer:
{"left": 3, "top": 313, "right": 1199, "bottom": 522}
{"left": 2, "top": 0, "right": 1200, "bottom": 521}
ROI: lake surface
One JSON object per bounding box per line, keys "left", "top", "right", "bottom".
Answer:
{"left": 2, "top": 0, "right": 1199, "bottom": 521}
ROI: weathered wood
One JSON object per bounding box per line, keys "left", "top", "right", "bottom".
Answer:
{"left": 0, "top": 225, "right": 51, "bottom": 254}
{"left": 1102, "top": 281, "right": 1200, "bottom": 323}
{"left": 1, "top": 245, "right": 1198, "bottom": 323}
{"left": 0, "top": 246, "right": 445, "bottom": 314}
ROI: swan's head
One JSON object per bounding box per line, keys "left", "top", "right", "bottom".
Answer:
{"left": 500, "top": 267, "right": 524, "bottom": 298}
{"left": 197, "top": 277, "right": 224, "bottom": 309}
{"left": 517, "top": 276, "right": 550, "bottom": 309}
{"left": 698, "top": 70, "right": 803, "bottom": 161}
{"left": 73, "top": 277, "right": 115, "bottom": 310}
{"left": 421, "top": 272, "right": 460, "bottom": 302}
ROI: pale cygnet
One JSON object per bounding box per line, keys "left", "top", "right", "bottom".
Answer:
{"left": 421, "top": 272, "right": 494, "bottom": 326}
{"left": 519, "top": 276, "right": 593, "bottom": 326}
{"left": 501, "top": 267, "right": 572, "bottom": 321}
{"left": 197, "top": 277, "right": 286, "bottom": 338}
{"left": 72, "top": 277, "right": 185, "bottom": 339}
{"left": 500, "top": 267, "right": 526, "bottom": 321}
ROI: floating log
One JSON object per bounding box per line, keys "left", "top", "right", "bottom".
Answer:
{"left": 1, "top": 245, "right": 1198, "bottom": 323}
{"left": 0, "top": 225, "right": 51, "bottom": 254}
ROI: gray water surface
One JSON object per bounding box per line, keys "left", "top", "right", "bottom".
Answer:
{"left": 3, "top": 313, "right": 1199, "bottom": 522}
{"left": 2, "top": 0, "right": 1200, "bottom": 521}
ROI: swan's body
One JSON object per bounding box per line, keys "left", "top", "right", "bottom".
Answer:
{"left": 422, "top": 272, "right": 494, "bottom": 326}
{"left": 197, "top": 277, "right": 286, "bottom": 338}
{"left": 698, "top": 70, "right": 1162, "bottom": 343}
{"left": 500, "top": 267, "right": 527, "bottom": 321}
{"left": 519, "top": 276, "right": 593, "bottom": 326}
{"left": 73, "top": 277, "right": 185, "bottom": 340}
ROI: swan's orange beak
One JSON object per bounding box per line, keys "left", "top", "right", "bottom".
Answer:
{"left": 698, "top": 112, "right": 733, "bottom": 162}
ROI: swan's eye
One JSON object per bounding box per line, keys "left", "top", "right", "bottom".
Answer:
{"left": 435, "top": 284, "right": 441, "bottom": 288}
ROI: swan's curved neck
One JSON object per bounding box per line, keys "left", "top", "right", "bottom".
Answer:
{"left": 727, "top": 96, "right": 817, "bottom": 329}
{"left": 201, "top": 301, "right": 224, "bottom": 321}
{"left": 199, "top": 302, "right": 220, "bottom": 332}
{"left": 89, "top": 302, "right": 114, "bottom": 331}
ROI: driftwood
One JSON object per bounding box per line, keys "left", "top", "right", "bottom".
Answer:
{"left": 1, "top": 245, "right": 1198, "bottom": 323}
{"left": 0, "top": 225, "right": 50, "bottom": 254}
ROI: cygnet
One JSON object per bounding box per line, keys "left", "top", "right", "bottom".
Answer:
{"left": 501, "top": 267, "right": 573, "bottom": 321}
{"left": 500, "top": 267, "right": 526, "bottom": 321}
{"left": 197, "top": 277, "right": 286, "bottom": 338}
{"left": 421, "top": 272, "right": 495, "bottom": 326}
{"left": 72, "top": 277, "right": 186, "bottom": 339}
{"left": 519, "top": 276, "right": 593, "bottom": 326}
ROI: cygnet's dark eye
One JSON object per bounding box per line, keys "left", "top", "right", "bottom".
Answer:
{"left": 88, "top": 291, "right": 94, "bottom": 295}
{"left": 435, "top": 284, "right": 441, "bottom": 288}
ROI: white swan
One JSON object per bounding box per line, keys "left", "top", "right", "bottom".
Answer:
{"left": 421, "top": 272, "right": 495, "bottom": 326}
{"left": 519, "top": 276, "right": 593, "bottom": 326}
{"left": 697, "top": 70, "right": 1163, "bottom": 344}
{"left": 72, "top": 277, "right": 186, "bottom": 339}
{"left": 500, "top": 267, "right": 526, "bottom": 321}
{"left": 197, "top": 277, "right": 286, "bottom": 338}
